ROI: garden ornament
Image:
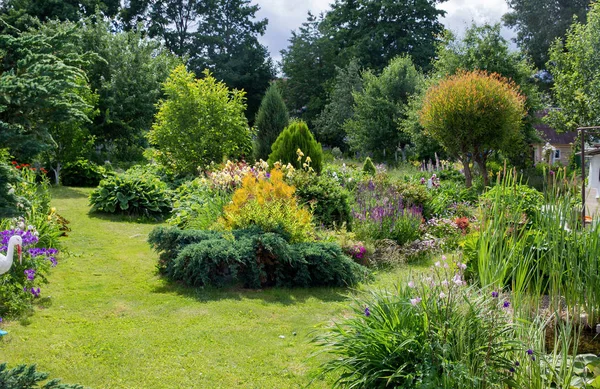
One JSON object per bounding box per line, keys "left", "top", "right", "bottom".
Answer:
{"left": 0, "top": 235, "right": 23, "bottom": 275}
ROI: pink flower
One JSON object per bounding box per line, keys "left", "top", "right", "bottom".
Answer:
{"left": 439, "top": 292, "right": 446, "bottom": 299}
{"left": 408, "top": 281, "right": 415, "bottom": 288}
{"left": 434, "top": 261, "right": 441, "bottom": 267}
{"left": 410, "top": 297, "right": 422, "bottom": 306}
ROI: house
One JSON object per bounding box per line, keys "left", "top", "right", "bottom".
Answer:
{"left": 532, "top": 110, "right": 577, "bottom": 166}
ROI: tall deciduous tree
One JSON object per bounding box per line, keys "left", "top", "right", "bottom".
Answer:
{"left": 323, "top": 0, "right": 448, "bottom": 72}
{"left": 547, "top": 2, "right": 600, "bottom": 132}
{"left": 280, "top": 12, "right": 336, "bottom": 126}
{"left": 419, "top": 71, "right": 526, "bottom": 187}
{"left": 346, "top": 56, "right": 421, "bottom": 161}
{"left": 148, "top": 65, "right": 252, "bottom": 176}
{"left": 314, "top": 59, "right": 362, "bottom": 150}
{"left": 1, "top": 0, "right": 120, "bottom": 22}
{"left": 503, "top": 0, "right": 591, "bottom": 70}
{"left": 254, "top": 83, "right": 289, "bottom": 161}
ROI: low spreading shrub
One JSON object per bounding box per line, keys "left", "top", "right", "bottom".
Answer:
{"left": 148, "top": 226, "right": 368, "bottom": 288}
{"left": 315, "top": 259, "right": 542, "bottom": 388}
{"left": 0, "top": 363, "right": 86, "bottom": 388}
{"left": 61, "top": 159, "right": 109, "bottom": 187}
{"left": 289, "top": 171, "right": 352, "bottom": 229}
{"left": 268, "top": 120, "right": 324, "bottom": 173}
{"left": 218, "top": 169, "right": 314, "bottom": 243}
{"left": 89, "top": 166, "right": 172, "bottom": 219}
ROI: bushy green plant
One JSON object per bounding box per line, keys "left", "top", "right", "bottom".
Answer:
{"left": 0, "top": 151, "right": 20, "bottom": 218}
{"left": 218, "top": 169, "right": 314, "bottom": 243}
{"left": 315, "top": 261, "right": 541, "bottom": 388}
{"left": 0, "top": 363, "right": 86, "bottom": 388}
{"left": 61, "top": 159, "right": 110, "bottom": 187}
{"left": 89, "top": 166, "right": 172, "bottom": 219}
{"left": 167, "top": 178, "right": 230, "bottom": 230}
{"left": 148, "top": 226, "right": 368, "bottom": 288}
{"left": 323, "top": 163, "right": 365, "bottom": 192}
{"left": 396, "top": 181, "right": 431, "bottom": 208}
{"left": 268, "top": 120, "right": 324, "bottom": 173}
{"left": 362, "top": 157, "right": 376, "bottom": 176}
{"left": 289, "top": 171, "right": 352, "bottom": 228}
{"left": 254, "top": 83, "right": 289, "bottom": 160}
{"left": 480, "top": 181, "right": 543, "bottom": 220}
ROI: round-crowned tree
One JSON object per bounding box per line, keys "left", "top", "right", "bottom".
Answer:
{"left": 148, "top": 65, "right": 252, "bottom": 176}
{"left": 254, "top": 83, "right": 289, "bottom": 161}
{"left": 268, "top": 120, "right": 323, "bottom": 173}
{"left": 419, "top": 70, "right": 526, "bottom": 187}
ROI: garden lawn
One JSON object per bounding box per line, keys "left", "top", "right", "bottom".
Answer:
{"left": 0, "top": 187, "right": 421, "bottom": 388}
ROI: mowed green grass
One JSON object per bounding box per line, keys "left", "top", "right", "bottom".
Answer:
{"left": 0, "top": 187, "right": 422, "bottom": 388}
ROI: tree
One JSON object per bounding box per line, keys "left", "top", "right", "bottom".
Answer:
{"left": 148, "top": 65, "right": 252, "bottom": 176}
{"left": 419, "top": 71, "right": 526, "bottom": 187}
{"left": 503, "top": 0, "right": 590, "bottom": 70}
{"left": 1, "top": 0, "right": 120, "bottom": 22}
{"left": 547, "top": 2, "right": 600, "bottom": 132}
{"left": 268, "top": 120, "right": 323, "bottom": 174}
{"left": 79, "top": 17, "right": 180, "bottom": 163}
{"left": 0, "top": 19, "right": 94, "bottom": 161}
{"left": 405, "top": 24, "right": 541, "bottom": 167}
{"left": 346, "top": 56, "right": 421, "bottom": 161}
{"left": 280, "top": 12, "right": 336, "bottom": 126}
{"left": 322, "top": 0, "right": 447, "bottom": 71}
{"left": 314, "top": 59, "right": 362, "bottom": 150}
{"left": 190, "top": 0, "right": 274, "bottom": 123}
{"left": 254, "top": 83, "right": 289, "bottom": 161}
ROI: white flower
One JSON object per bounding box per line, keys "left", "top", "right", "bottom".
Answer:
{"left": 408, "top": 281, "right": 415, "bottom": 288}
{"left": 441, "top": 255, "right": 447, "bottom": 261}
{"left": 443, "top": 263, "right": 449, "bottom": 269}
{"left": 441, "top": 280, "right": 449, "bottom": 287}
{"left": 439, "top": 292, "right": 446, "bottom": 299}
{"left": 434, "top": 261, "right": 441, "bottom": 267}
{"left": 457, "top": 262, "right": 467, "bottom": 270}
{"left": 410, "top": 297, "right": 422, "bottom": 306}
{"left": 452, "top": 273, "right": 465, "bottom": 286}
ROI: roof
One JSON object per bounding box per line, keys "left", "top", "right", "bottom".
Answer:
{"left": 533, "top": 110, "right": 578, "bottom": 145}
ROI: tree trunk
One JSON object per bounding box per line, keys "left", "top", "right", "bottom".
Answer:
{"left": 52, "top": 163, "right": 61, "bottom": 186}
{"left": 474, "top": 152, "right": 489, "bottom": 187}
{"left": 461, "top": 156, "right": 473, "bottom": 188}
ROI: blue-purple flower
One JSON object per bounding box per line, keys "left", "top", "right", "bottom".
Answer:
{"left": 24, "top": 269, "right": 35, "bottom": 281}
{"left": 503, "top": 301, "right": 510, "bottom": 308}
{"left": 492, "top": 291, "right": 499, "bottom": 298}
{"left": 364, "top": 307, "right": 371, "bottom": 317}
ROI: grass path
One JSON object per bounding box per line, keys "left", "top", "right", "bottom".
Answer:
{"left": 0, "top": 187, "right": 417, "bottom": 388}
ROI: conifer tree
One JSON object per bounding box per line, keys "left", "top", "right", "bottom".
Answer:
{"left": 254, "top": 83, "right": 289, "bottom": 161}
{"left": 268, "top": 121, "right": 323, "bottom": 173}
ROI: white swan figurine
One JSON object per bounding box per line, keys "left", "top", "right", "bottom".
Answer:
{"left": 0, "top": 235, "right": 23, "bottom": 275}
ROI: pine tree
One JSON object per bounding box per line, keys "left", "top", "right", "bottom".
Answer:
{"left": 268, "top": 121, "right": 323, "bottom": 173}
{"left": 254, "top": 83, "right": 289, "bottom": 161}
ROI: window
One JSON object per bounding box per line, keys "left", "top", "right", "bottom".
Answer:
{"left": 554, "top": 149, "right": 561, "bottom": 160}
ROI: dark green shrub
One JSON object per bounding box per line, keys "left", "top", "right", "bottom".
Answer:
{"left": 268, "top": 120, "right": 324, "bottom": 173}
{"left": 0, "top": 363, "right": 86, "bottom": 388}
{"left": 61, "top": 159, "right": 110, "bottom": 187}
{"left": 89, "top": 166, "right": 172, "bottom": 218}
{"left": 254, "top": 83, "right": 289, "bottom": 160}
{"left": 148, "top": 227, "right": 368, "bottom": 288}
{"left": 362, "top": 157, "right": 376, "bottom": 176}
{"left": 290, "top": 172, "right": 352, "bottom": 228}
{"left": 0, "top": 151, "right": 20, "bottom": 218}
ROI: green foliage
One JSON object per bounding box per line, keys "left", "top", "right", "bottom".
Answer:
{"left": 315, "top": 275, "right": 535, "bottom": 388}
{"left": 289, "top": 171, "right": 352, "bottom": 229}
{"left": 61, "top": 159, "right": 109, "bottom": 188}
{"left": 218, "top": 169, "right": 314, "bottom": 243}
{"left": 481, "top": 183, "right": 543, "bottom": 220}
{"left": 2, "top": 0, "right": 120, "bottom": 22}
{"left": 268, "top": 120, "right": 324, "bottom": 174}
{"left": 148, "top": 226, "right": 368, "bottom": 289}
{"left": 419, "top": 71, "right": 526, "bottom": 187}
{"left": 547, "top": 2, "right": 600, "bottom": 132}
{"left": 0, "top": 363, "right": 86, "bottom": 389}
{"left": 346, "top": 56, "right": 421, "bottom": 161}
{"left": 148, "top": 65, "right": 252, "bottom": 176}
{"left": 503, "top": 0, "right": 590, "bottom": 69}
{"left": 0, "top": 151, "right": 20, "bottom": 218}
{"left": 395, "top": 182, "right": 431, "bottom": 208}
{"left": 0, "top": 19, "right": 94, "bottom": 161}
{"left": 254, "top": 83, "right": 289, "bottom": 160}
{"left": 89, "top": 166, "right": 171, "bottom": 219}
{"left": 167, "top": 178, "right": 230, "bottom": 230}
{"left": 362, "top": 157, "right": 376, "bottom": 176}
{"left": 314, "top": 59, "right": 362, "bottom": 149}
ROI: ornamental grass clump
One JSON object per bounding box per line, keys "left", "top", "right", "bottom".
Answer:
{"left": 315, "top": 257, "right": 546, "bottom": 388}
{"left": 218, "top": 168, "right": 314, "bottom": 243}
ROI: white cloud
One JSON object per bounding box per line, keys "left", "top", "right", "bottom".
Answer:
{"left": 254, "top": 0, "right": 516, "bottom": 64}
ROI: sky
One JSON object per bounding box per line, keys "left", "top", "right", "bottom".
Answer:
{"left": 255, "top": 0, "right": 517, "bottom": 65}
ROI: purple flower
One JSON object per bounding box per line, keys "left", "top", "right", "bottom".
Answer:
{"left": 503, "top": 301, "right": 510, "bottom": 308}
{"left": 515, "top": 361, "right": 520, "bottom": 367}
{"left": 492, "top": 291, "right": 499, "bottom": 298}
{"left": 364, "top": 307, "right": 371, "bottom": 317}
{"left": 30, "top": 287, "right": 40, "bottom": 298}
{"left": 0, "top": 317, "right": 3, "bottom": 323}
{"left": 509, "top": 367, "right": 515, "bottom": 373}
{"left": 526, "top": 349, "right": 533, "bottom": 355}
{"left": 24, "top": 269, "right": 35, "bottom": 281}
